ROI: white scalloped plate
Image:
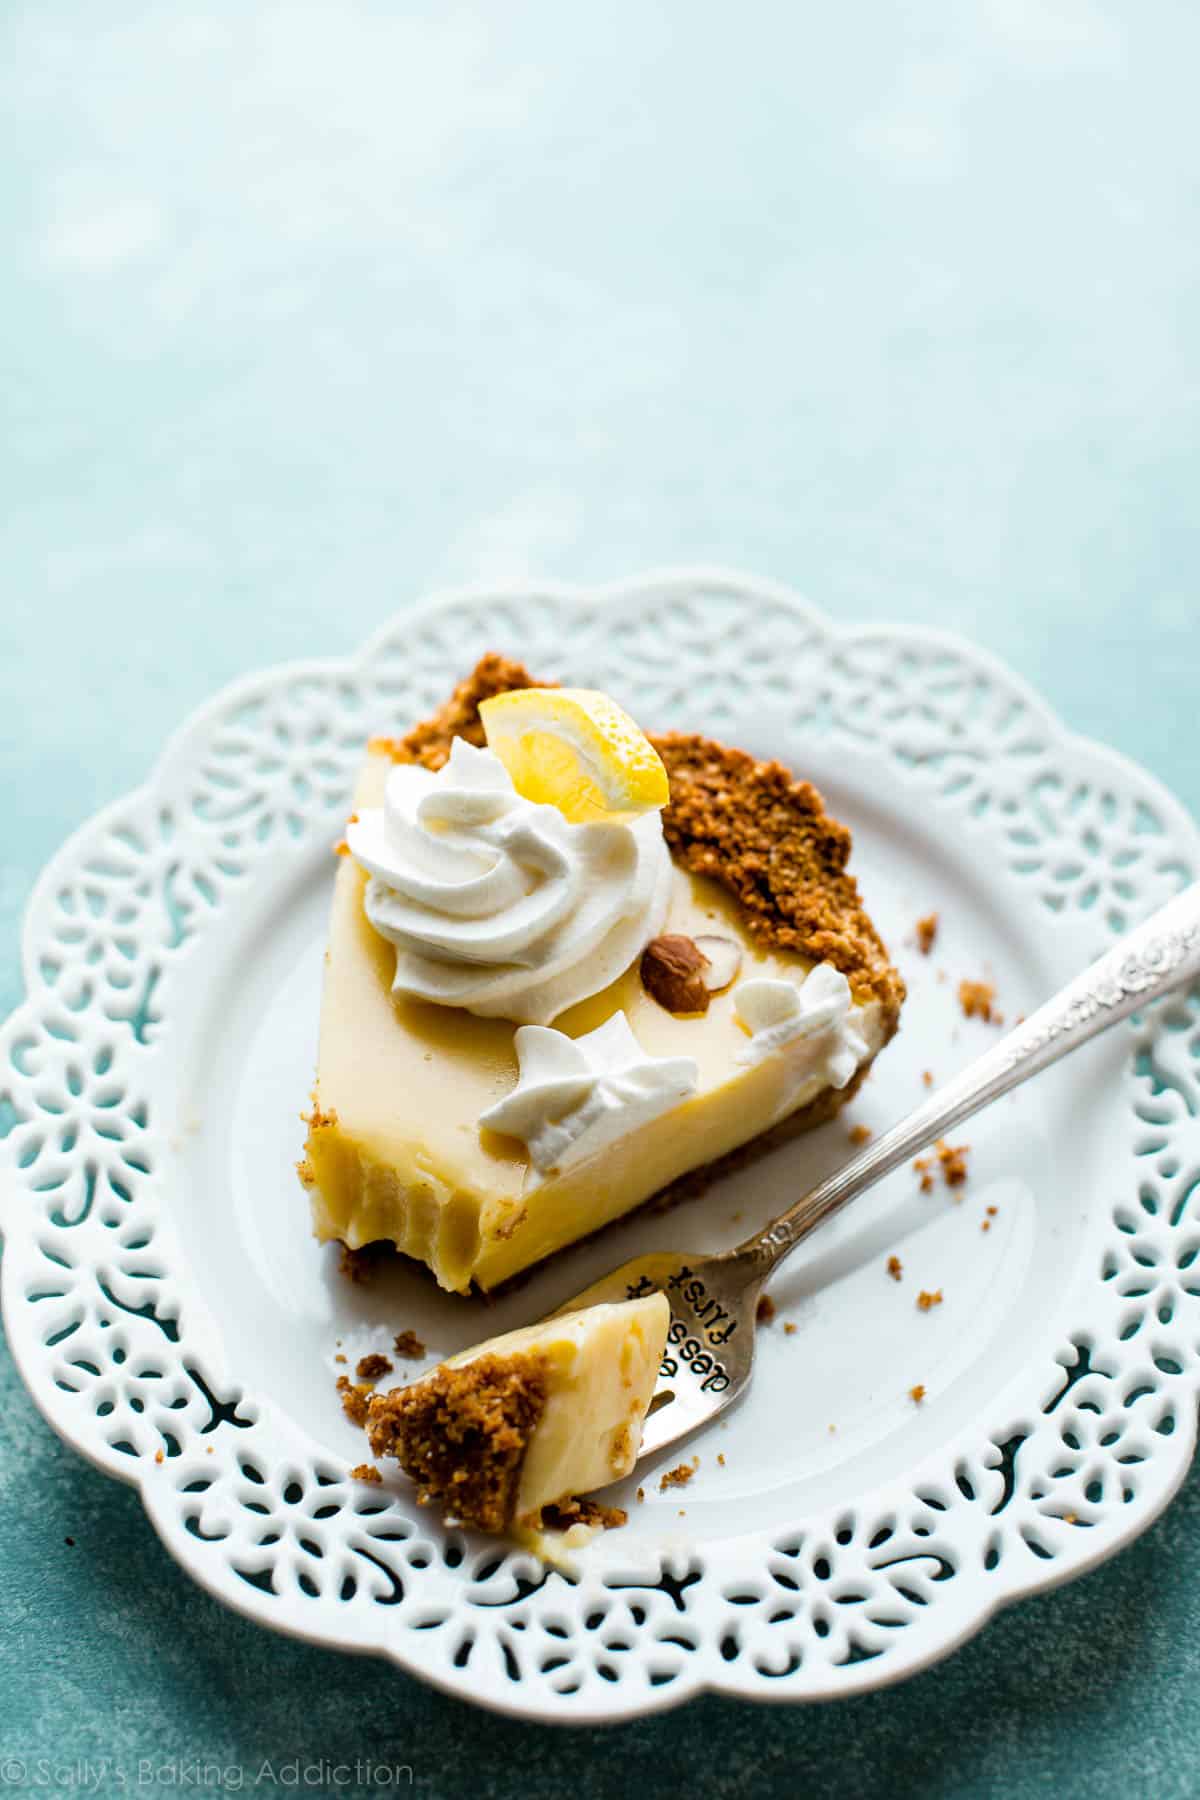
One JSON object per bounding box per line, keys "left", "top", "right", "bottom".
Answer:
{"left": 3, "top": 571, "right": 1199, "bottom": 1722}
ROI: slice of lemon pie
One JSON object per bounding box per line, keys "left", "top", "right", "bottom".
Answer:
{"left": 299, "top": 656, "right": 903, "bottom": 1293}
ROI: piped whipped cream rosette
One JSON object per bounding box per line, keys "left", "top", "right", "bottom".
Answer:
{"left": 480, "top": 1012, "right": 699, "bottom": 1181}
{"left": 733, "top": 964, "right": 871, "bottom": 1086}
{"left": 346, "top": 737, "right": 671, "bottom": 1025}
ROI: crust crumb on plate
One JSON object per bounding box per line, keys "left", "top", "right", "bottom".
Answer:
{"left": 392, "top": 1329, "right": 426, "bottom": 1360}
{"left": 915, "top": 1141, "right": 969, "bottom": 1192}
{"left": 959, "top": 978, "right": 1003, "bottom": 1025}
{"left": 350, "top": 1463, "right": 382, "bottom": 1484}
{"left": 755, "top": 1294, "right": 777, "bottom": 1326}
{"left": 914, "top": 913, "right": 939, "bottom": 955}
{"left": 660, "top": 1457, "right": 699, "bottom": 1492}
{"left": 935, "top": 1139, "right": 969, "bottom": 1188}
{"left": 916, "top": 1289, "right": 943, "bottom": 1313}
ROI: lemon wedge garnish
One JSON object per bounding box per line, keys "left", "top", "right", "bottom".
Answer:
{"left": 479, "top": 687, "right": 670, "bottom": 824}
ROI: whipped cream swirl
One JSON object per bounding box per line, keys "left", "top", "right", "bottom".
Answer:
{"left": 733, "top": 965, "right": 870, "bottom": 1087}
{"left": 480, "top": 1012, "right": 698, "bottom": 1180}
{"left": 346, "top": 738, "right": 672, "bottom": 1024}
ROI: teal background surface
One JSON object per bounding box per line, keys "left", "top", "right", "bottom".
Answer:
{"left": 3, "top": 3, "right": 1199, "bottom": 1794}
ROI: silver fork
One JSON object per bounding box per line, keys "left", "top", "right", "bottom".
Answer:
{"left": 556, "top": 883, "right": 1200, "bottom": 1462}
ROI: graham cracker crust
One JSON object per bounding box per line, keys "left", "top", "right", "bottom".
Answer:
{"left": 365, "top": 1350, "right": 547, "bottom": 1533}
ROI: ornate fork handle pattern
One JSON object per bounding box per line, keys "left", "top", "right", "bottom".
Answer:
{"left": 739, "top": 884, "right": 1200, "bottom": 1273}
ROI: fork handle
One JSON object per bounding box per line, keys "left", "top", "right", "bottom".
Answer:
{"left": 733, "top": 881, "right": 1200, "bottom": 1277}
